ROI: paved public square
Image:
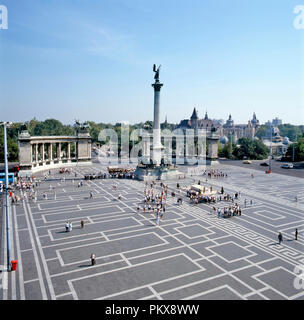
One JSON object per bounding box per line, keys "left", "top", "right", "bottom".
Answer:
{"left": 1, "top": 161, "right": 304, "bottom": 300}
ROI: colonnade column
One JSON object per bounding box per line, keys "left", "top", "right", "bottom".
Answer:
{"left": 41, "top": 143, "right": 45, "bottom": 162}
{"left": 197, "top": 130, "right": 207, "bottom": 165}
{"left": 141, "top": 135, "right": 150, "bottom": 164}
{"left": 57, "top": 142, "right": 61, "bottom": 163}
{"left": 48, "top": 143, "right": 53, "bottom": 163}
{"left": 35, "top": 143, "right": 38, "bottom": 162}
{"left": 67, "top": 142, "right": 71, "bottom": 162}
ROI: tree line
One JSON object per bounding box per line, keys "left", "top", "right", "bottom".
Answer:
{"left": 1, "top": 118, "right": 304, "bottom": 163}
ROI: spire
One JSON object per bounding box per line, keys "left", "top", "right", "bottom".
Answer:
{"left": 204, "top": 110, "right": 208, "bottom": 120}
{"left": 191, "top": 107, "right": 198, "bottom": 120}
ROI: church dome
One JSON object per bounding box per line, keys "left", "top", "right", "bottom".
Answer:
{"left": 283, "top": 136, "right": 290, "bottom": 145}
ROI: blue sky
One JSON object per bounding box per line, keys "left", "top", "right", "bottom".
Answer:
{"left": 0, "top": 0, "right": 303, "bottom": 125}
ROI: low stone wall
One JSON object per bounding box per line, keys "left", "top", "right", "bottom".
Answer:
{"left": 18, "top": 161, "right": 92, "bottom": 176}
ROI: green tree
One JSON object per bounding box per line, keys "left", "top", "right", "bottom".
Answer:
{"left": 278, "top": 124, "right": 304, "bottom": 141}
{"left": 233, "top": 137, "right": 268, "bottom": 160}
{"left": 285, "top": 135, "right": 304, "bottom": 161}
{"left": 0, "top": 127, "right": 19, "bottom": 162}
{"left": 255, "top": 125, "right": 267, "bottom": 139}
{"left": 218, "top": 141, "right": 237, "bottom": 158}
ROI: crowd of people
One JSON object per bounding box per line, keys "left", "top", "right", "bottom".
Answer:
{"left": 7, "top": 175, "right": 43, "bottom": 203}
{"left": 203, "top": 169, "right": 228, "bottom": 179}
{"left": 214, "top": 203, "right": 242, "bottom": 218}
{"left": 134, "top": 181, "right": 170, "bottom": 226}
{"left": 84, "top": 171, "right": 135, "bottom": 180}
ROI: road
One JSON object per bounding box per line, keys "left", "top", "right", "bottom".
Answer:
{"left": 219, "top": 159, "right": 304, "bottom": 178}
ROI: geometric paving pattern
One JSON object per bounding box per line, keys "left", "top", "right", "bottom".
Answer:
{"left": 1, "top": 161, "right": 304, "bottom": 300}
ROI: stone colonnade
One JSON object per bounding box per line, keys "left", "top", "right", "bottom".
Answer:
{"left": 140, "top": 129, "right": 219, "bottom": 164}
{"left": 18, "top": 133, "right": 91, "bottom": 173}
{"left": 31, "top": 141, "right": 74, "bottom": 165}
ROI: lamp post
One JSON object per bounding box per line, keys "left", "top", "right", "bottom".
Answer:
{"left": 292, "top": 135, "right": 297, "bottom": 162}
{"left": 269, "top": 124, "right": 272, "bottom": 173}
{"left": 1, "top": 121, "right": 12, "bottom": 271}
{"left": 230, "top": 131, "right": 233, "bottom": 159}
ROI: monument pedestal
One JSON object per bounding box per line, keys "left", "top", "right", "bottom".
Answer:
{"left": 205, "top": 158, "right": 219, "bottom": 165}
{"left": 134, "top": 164, "right": 183, "bottom": 181}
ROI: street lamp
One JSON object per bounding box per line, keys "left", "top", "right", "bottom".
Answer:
{"left": 229, "top": 130, "right": 233, "bottom": 159}
{"left": 1, "top": 121, "right": 13, "bottom": 271}
{"left": 292, "top": 135, "right": 297, "bottom": 162}
{"left": 269, "top": 124, "right": 272, "bottom": 173}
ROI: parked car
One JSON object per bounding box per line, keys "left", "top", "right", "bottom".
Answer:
{"left": 260, "top": 162, "right": 269, "bottom": 166}
{"left": 281, "top": 163, "right": 293, "bottom": 169}
{"left": 243, "top": 160, "right": 252, "bottom": 164}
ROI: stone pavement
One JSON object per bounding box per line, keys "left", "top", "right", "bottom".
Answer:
{"left": 1, "top": 163, "right": 304, "bottom": 300}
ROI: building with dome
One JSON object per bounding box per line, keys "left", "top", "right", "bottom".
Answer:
{"left": 262, "top": 123, "right": 291, "bottom": 156}
{"left": 217, "top": 113, "right": 260, "bottom": 142}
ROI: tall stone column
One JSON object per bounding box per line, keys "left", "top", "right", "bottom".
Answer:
{"left": 151, "top": 80, "right": 163, "bottom": 166}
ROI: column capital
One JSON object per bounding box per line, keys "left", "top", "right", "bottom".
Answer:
{"left": 152, "top": 82, "right": 163, "bottom": 91}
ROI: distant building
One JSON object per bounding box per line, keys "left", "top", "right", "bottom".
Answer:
{"left": 272, "top": 117, "right": 283, "bottom": 126}
{"left": 265, "top": 117, "right": 283, "bottom": 127}
{"left": 177, "top": 108, "right": 220, "bottom": 133}
{"left": 218, "top": 113, "right": 259, "bottom": 141}
{"left": 264, "top": 123, "right": 282, "bottom": 142}
{"left": 262, "top": 136, "right": 291, "bottom": 156}
{"left": 177, "top": 110, "right": 261, "bottom": 143}
{"left": 262, "top": 120, "right": 290, "bottom": 155}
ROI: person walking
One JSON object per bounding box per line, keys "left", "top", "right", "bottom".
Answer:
{"left": 65, "top": 221, "right": 69, "bottom": 232}
{"left": 81, "top": 219, "right": 85, "bottom": 229}
{"left": 90, "top": 253, "right": 96, "bottom": 266}
{"left": 162, "top": 205, "right": 166, "bottom": 218}
{"left": 90, "top": 191, "right": 93, "bottom": 199}
{"left": 278, "top": 232, "right": 283, "bottom": 245}
{"left": 69, "top": 221, "right": 72, "bottom": 232}
{"left": 295, "top": 228, "right": 298, "bottom": 240}
{"left": 155, "top": 210, "right": 160, "bottom": 226}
